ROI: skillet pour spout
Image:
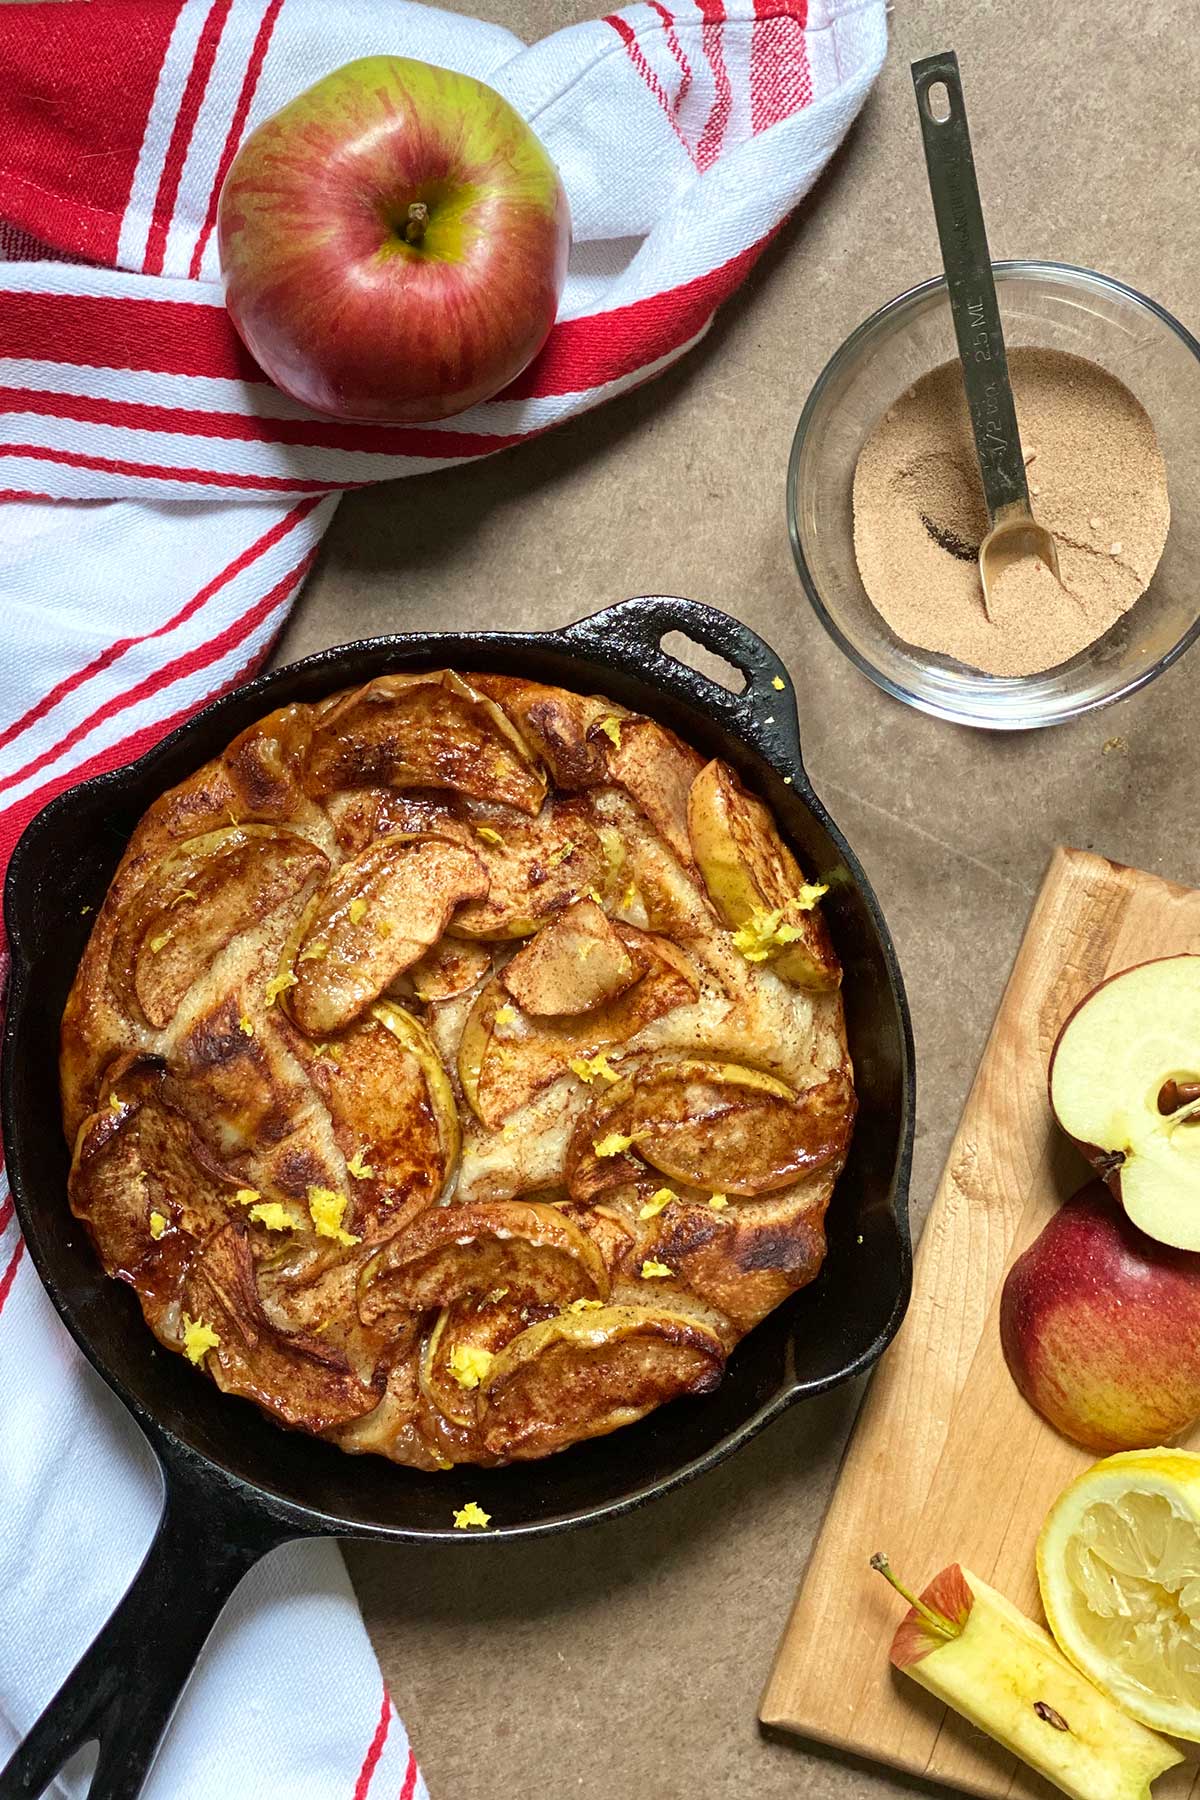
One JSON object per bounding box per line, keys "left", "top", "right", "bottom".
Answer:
{"left": 0, "top": 595, "right": 914, "bottom": 1800}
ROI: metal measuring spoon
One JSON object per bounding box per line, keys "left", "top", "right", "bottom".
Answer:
{"left": 911, "top": 51, "right": 1060, "bottom": 620}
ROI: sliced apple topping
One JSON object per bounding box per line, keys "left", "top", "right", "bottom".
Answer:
{"left": 470, "top": 674, "right": 622, "bottom": 789}
{"left": 687, "top": 759, "right": 839, "bottom": 991}
{"left": 68, "top": 1056, "right": 240, "bottom": 1326}
{"left": 605, "top": 718, "right": 704, "bottom": 865}
{"left": 281, "top": 833, "right": 487, "bottom": 1036}
{"left": 110, "top": 825, "right": 329, "bottom": 1028}
{"left": 459, "top": 936, "right": 700, "bottom": 1127}
{"left": 357, "top": 1199, "right": 608, "bottom": 1326}
{"left": 476, "top": 1304, "right": 724, "bottom": 1459}
{"left": 419, "top": 1293, "right": 538, "bottom": 1428}
{"left": 409, "top": 938, "right": 492, "bottom": 1002}
{"left": 1050, "top": 956, "right": 1200, "bottom": 1250}
{"left": 182, "top": 1223, "right": 381, "bottom": 1432}
{"left": 449, "top": 797, "right": 608, "bottom": 939}
{"left": 306, "top": 671, "right": 547, "bottom": 815}
{"left": 500, "top": 899, "right": 637, "bottom": 1016}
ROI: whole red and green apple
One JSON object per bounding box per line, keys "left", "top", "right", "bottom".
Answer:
{"left": 1000, "top": 1179, "right": 1200, "bottom": 1452}
{"left": 218, "top": 56, "right": 571, "bottom": 423}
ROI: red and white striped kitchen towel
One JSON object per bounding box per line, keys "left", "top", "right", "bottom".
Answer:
{"left": 0, "top": 0, "right": 886, "bottom": 1793}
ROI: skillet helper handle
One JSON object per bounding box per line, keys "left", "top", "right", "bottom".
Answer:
{"left": 560, "top": 595, "right": 803, "bottom": 770}
{"left": 911, "top": 51, "right": 1030, "bottom": 520}
{"left": 0, "top": 1470, "right": 285, "bottom": 1800}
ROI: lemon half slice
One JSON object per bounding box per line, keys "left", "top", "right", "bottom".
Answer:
{"left": 1039, "top": 1448, "right": 1200, "bottom": 1740}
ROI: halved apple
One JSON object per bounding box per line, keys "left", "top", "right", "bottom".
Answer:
{"left": 357, "top": 1199, "right": 609, "bottom": 1326}
{"left": 449, "top": 797, "right": 608, "bottom": 939}
{"left": 459, "top": 936, "right": 700, "bottom": 1127}
{"left": 110, "top": 825, "right": 328, "bottom": 1028}
{"left": 306, "top": 671, "right": 547, "bottom": 815}
{"left": 687, "top": 760, "right": 839, "bottom": 990}
{"left": 501, "top": 899, "right": 637, "bottom": 1015}
{"left": 605, "top": 718, "right": 704, "bottom": 865}
{"left": 1050, "top": 956, "right": 1200, "bottom": 1250}
{"left": 476, "top": 1303, "right": 724, "bottom": 1458}
{"left": 283, "top": 833, "right": 487, "bottom": 1036}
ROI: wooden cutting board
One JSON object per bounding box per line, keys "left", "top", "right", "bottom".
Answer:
{"left": 761, "top": 847, "right": 1200, "bottom": 1799}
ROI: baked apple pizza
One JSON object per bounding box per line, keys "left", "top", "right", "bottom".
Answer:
{"left": 61, "top": 670, "right": 856, "bottom": 1467}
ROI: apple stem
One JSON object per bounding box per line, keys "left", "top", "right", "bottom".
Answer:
{"left": 403, "top": 202, "right": 429, "bottom": 246}
{"left": 870, "top": 1553, "right": 961, "bottom": 1641}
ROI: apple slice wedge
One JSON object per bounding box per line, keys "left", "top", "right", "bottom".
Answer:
{"left": 1049, "top": 955, "right": 1200, "bottom": 1250}
{"left": 419, "top": 1293, "right": 535, "bottom": 1428}
{"left": 476, "top": 1303, "right": 725, "bottom": 1459}
{"left": 687, "top": 759, "right": 839, "bottom": 990}
{"left": 500, "top": 898, "right": 637, "bottom": 1015}
{"left": 357, "top": 1199, "right": 608, "bottom": 1325}
{"left": 283, "top": 832, "right": 487, "bottom": 1036}
{"left": 604, "top": 718, "right": 704, "bottom": 865}
{"left": 306, "top": 671, "right": 548, "bottom": 814}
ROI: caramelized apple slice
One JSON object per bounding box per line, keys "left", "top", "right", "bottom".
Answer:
{"left": 647, "top": 1180, "right": 831, "bottom": 1331}
{"left": 357, "top": 1200, "right": 608, "bottom": 1325}
{"left": 182, "top": 1223, "right": 381, "bottom": 1432}
{"left": 605, "top": 718, "right": 704, "bottom": 865}
{"left": 305, "top": 1001, "right": 459, "bottom": 1245}
{"left": 470, "top": 674, "right": 621, "bottom": 788}
{"left": 306, "top": 671, "right": 547, "bottom": 815}
{"left": 477, "top": 1304, "right": 724, "bottom": 1459}
{"left": 134, "top": 704, "right": 325, "bottom": 848}
{"left": 633, "top": 1061, "right": 854, "bottom": 1196}
{"left": 419, "top": 1294, "right": 534, "bottom": 1428}
{"left": 459, "top": 936, "right": 700, "bottom": 1127}
{"left": 449, "top": 798, "right": 608, "bottom": 940}
{"left": 687, "top": 759, "right": 839, "bottom": 990}
{"left": 284, "top": 833, "right": 487, "bottom": 1036}
{"left": 111, "top": 825, "right": 328, "bottom": 1028}
{"left": 501, "top": 899, "right": 637, "bottom": 1016}
{"left": 68, "top": 1056, "right": 237, "bottom": 1326}
{"left": 409, "top": 938, "right": 492, "bottom": 1001}
{"left": 163, "top": 990, "right": 315, "bottom": 1162}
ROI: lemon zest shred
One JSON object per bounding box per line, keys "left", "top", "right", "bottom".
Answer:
{"left": 182, "top": 1316, "right": 220, "bottom": 1363}
{"left": 598, "top": 716, "right": 622, "bottom": 749}
{"left": 449, "top": 1344, "right": 494, "bottom": 1390}
{"left": 148, "top": 933, "right": 170, "bottom": 954}
{"left": 148, "top": 1211, "right": 167, "bottom": 1240}
{"left": 238, "top": 1013, "right": 255, "bottom": 1037}
{"left": 545, "top": 840, "right": 575, "bottom": 868}
{"left": 569, "top": 1057, "right": 596, "bottom": 1084}
{"left": 264, "top": 968, "right": 297, "bottom": 1005}
{"left": 568, "top": 1297, "right": 603, "bottom": 1313}
{"left": 709, "top": 1193, "right": 729, "bottom": 1210}
{"left": 297, "top": 940, "right": 328, "bottom": 962}
{"left": 108, "top": 1093, "right": 123, "bottom": 1116}
{"left": 593, "top": 1132, "right": 634, "bottom": 1158}
{"left": 170, "top": 887, "right": 197, "bottom": 907}
{"left": 348, "top": 897, "right": 368, "bottom": 925}
{"left": 639, "top": 1187, "right": 677, "bottom": 1220}
{"left": 234, "top": 1188, "right": 261, "bottom": 1206}
{"left": 452, "top": 1501, "right": 492, "bottom": 1530}
{"left": 771, "top": 675, "right": 786, "bottom": 691}
{"left": 641, "top": 1260, "right": 673, "bottom": 1279}
{"left": 347, "top": 1148, "right": 375, "bottom": 1180}
{"left": 248, "top": 1201, "right": 297, "bottom": 1231}
{"left": 307, "top": 1186, "right": 360, "bottom": 1246}
{"left": 474, "top": 826, "right": 506, "bottom": 847}
{"left": 494, "top": 1004, "right": 517, "bottom": 1026}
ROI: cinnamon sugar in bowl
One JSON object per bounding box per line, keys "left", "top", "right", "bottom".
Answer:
{"left": 788, "top": 262, "right": 1200, "bottom": 730}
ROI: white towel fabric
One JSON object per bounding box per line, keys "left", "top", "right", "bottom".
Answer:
{"left": 0, "top": 0, "right": 886, "bottom": 1793}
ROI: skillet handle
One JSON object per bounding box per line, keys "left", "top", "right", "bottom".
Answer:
{"left": 0, "top": 1460, "right": 289, "bottom": 1800}
{"left": 559, "top": 595, "right": 808, "bottom": 780}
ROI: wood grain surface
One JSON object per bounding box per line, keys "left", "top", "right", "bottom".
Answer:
{"left": 761, "top": 846, "right": 1200, "bottom": 1798}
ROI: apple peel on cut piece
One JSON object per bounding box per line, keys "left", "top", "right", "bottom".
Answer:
{"left": 1049, "top": 955, "right": 1200, "bottom": 1251}
{"left": 872, "top": 1555, "right": 1181, "bottom": 1800}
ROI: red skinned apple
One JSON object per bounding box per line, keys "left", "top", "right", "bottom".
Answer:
{"left": 1000, "top": 1179, "right": 1200, "bottom": 1452}
{"left": 218, "top": 57, "right": 570, "bottom": 423}
{"left": 1049, "top": 954, "right": 1200, "bottom": 1250}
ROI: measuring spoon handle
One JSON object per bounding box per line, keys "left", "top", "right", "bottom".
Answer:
{"left": 911, "top": 51, "right": 1030, "bottom": 523}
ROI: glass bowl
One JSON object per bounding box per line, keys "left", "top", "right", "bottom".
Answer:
{"left": 788, "top": 261, "right": 1200, "bottom": 729}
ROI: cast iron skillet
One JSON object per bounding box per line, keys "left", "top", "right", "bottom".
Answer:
{"left": 0, "top": 596, "right": 914, "bottom": 1800}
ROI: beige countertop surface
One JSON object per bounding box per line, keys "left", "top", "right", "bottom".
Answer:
{"left": 270, "top": 2, "right": 1200, "bottom": 1794}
